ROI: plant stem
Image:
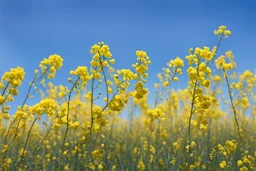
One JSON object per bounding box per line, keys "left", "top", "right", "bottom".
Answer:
{"left": 62, "top": 77, "right": 80, "bottom": 148}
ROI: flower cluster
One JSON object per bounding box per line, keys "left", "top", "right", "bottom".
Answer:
{"left": 108, "top": 94, "right": 128, "bottom": 111}
{"left": 90, "top": 42, "right": 113, "bottom": 69}
{"left": 39, "top": 54, "right": 63, "bottom": 79}
{"left": 13, "top": 105, "right": 30, "bottom": 119}
{"left": 134, "top": 81, "right": 148, "bottom": 99}
{"left": 30, "top": 98, "right": 58, "bottom": 117}
{"left": 70, "top": 66, "right": 90, "bottom": 86}
{"left": 237, "top": 151, "right": 256, "bottom": 170}
{"left": 134, "top": 50, "right": 151, "bottom": 78}
{"left": 117, "top": 69, "right": 137, "bottom": 81}
{"left": 210, "top": 140, "right": 238, "bottom": 169}
{"left": 162, "top": 57, "right": 184, "bottom": 87}
{"left": 132, "top": 50, "right": 151, "bottom": 99}
{"left": 90, "top": 42, "right": 112, "bottom": 58}
{"left": 147, "top": 108, "right": 165, "bottom": 119}
{"left": 215, "top": 52, "right": 236, "bottom": 71}
{"left": 114, "top": 69, "right": 137, "bottom": 90}
{"left": 214, "top": 25, "right": 231, "bottom": 38}
{"left": 192, "top": 46, "right": 214, "bottom": 61}
{"left": 0, "top": 67, "right": 25, "bottom": 107}
{"left": 2, "top": 66, "right": 25, "bottom": 88}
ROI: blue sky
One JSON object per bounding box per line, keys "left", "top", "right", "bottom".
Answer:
{"left": 0, "top": 0, "right": 256, "bottom": 113}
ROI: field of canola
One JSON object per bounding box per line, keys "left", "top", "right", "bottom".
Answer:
{"left": 0, "top": 25, "right": 256, "bottom": 171}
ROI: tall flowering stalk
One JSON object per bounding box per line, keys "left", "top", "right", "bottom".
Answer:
{"left": 186, "top": 25, "right": 231, "bottom": 152}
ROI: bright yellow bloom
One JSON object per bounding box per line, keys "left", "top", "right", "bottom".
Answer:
{"left": 219, "top": 161, "right": 227, "bottom": 168}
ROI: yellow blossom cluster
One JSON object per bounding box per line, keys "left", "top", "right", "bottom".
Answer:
{"left": 185, "top": 141, "right": 196, "bottom": 152}
{"left": 237, "top": 151, "right": 256, "bottom": 170}
{"left": 219, "top": 161, "right": 227, "bottom": 169}
{"left": 131, "top": 50, "right": 151, "bottom": 99}
{"left": 70, "top": 66, "right": 90, "bottom": 86}
{"left": 58, "top": 85, "right": 69, "bottom": 99}
{"left": 1, "top": 66, "right": 25, "bottom": 88}
{"left": 39, "top": 54, "right": 63, "bottom": 78}
{"left": 195, "top": 94, "right": 212, "bottom": 109}
{"left": 170, "top": 57, "right": 184, "bottom": 68}
{"left": 134, "top": 50, "right": 151, "bottom": 76}
{"left": 117, "top": 69, "right": 137, "bottom": 81}
{"left": 187, "top": 64, "right": 211, "bottom": 87}
{"left": 214, "top": 25, "right": 231, "bottom": 38}
{"left": 209, "top": 140, "right": 239, "bottom": 169}
{"left": 113, "top": 69, "right": 137, "bottom": 90}
{"left": 194, "top": 46, "right": 214, "bottom": 61}
{"left": 147, "top": 108, "right": 165, "bottom": 119}
{"left": 108, "top": 94, "right": 128, "bottom": 111}
{"left": 224, "top": 140, "right": 237, "bottom": 154}
{"left": 162, "top": 57, "right": 184, "bottom": 87}
{"left": 30, "top": 98, "right": 58, "bottom": 117}
{"left": 68, "top": 121, "right": 80, "bottom": 129}
{"left": 1, "top": 158, "right": 12, "bottom": 170}
{"left": 90, "top": 42, "right": 113, "bottom": 69}
{"left": 137, "top": 158, "right": 146, "bottom": 170}
{"left": 92, "top": 149, "right": 103, "bottom": 160}
{"left": 215, "top": 55, "right": 235, "bottom": 71}
{"left": 92, "top": 105, "right": 103, "bottom": 118}
{"left": 13, "top": 105, "right": 30, "bottom": 119}
{"left": 134, "top": 81, "right": 148, "bottom": 99}
{"left": 239, "top": 70, "right": 255, "bottom": 92}
{"left": 90, "top": 42, "right": 112, "bottom": 58}
{"left": 186, "top": 47, "right": 214, "bottom": 91}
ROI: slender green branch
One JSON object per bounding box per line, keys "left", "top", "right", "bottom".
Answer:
{"left": 99, "top": 55, "right": 109, "bottom": 105}
{"left": 222, "top": 68, "right": 241, "bottom": 140}
{"left": 0, "top": 82, "right": 10, "bottom": 105}
{"left": 62, "top": 77, "right": 80, "bottom": 148}
{"left": 21, "top": 118, "right": 38, "bottom": 157}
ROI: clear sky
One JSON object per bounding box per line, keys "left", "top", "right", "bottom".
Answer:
{"left": 1, "top": 0, "right": 256, "bottom": 112}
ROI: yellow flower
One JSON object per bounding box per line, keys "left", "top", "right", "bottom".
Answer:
{"left": 2, "top": 66, "right": 25, "bottom": 87}
{"left": 237, "top": 160, "right": 243, "bottom": 167}
{"left": 219, "top": 161, "right": 226, "bottom": 168}
{"left": 173, "top": 57, "right": 184, "bottom": 68}
{"left": 92, "top": 150, "right": 103, "bottom": 160}
{"left": 163, "top": 81, "right": 169, "bottom": 87}
{"left": 214, "top": 25, "right": 231, "bottom": 38}
{"left": 98, "top": 164, "right": 103, "bottom": 170}
{"left": 147, "top": 108, "right": 165, "bottom": 119}
{"left": 40, "top": 54, "right": 63, "bottom": 72}
{"left": 173, "top": 77, "right": 178, "bottom": 82}
{"left": 109, "top": 59, "right": 115, "bottom": 64}
{"left": 240, "top": 166, "right": 248, "bottom": 171}
{"left": 200, "top": 101, "right": 211, "bottom": 109}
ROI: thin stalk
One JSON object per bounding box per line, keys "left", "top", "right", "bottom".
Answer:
{"left": 30, "top": 127, "right": 51, "bottom": 156}
{"left": 222, "top": 68, "right": 241, "bottom": 141}
{"left": 0, "top": 82, "right": 10, "bottom": 105}
{"left": 21, "top": 118, "right": 38, "bottom": 157}
{"left": 4, "top": 71, "right": 48, "bottom": 144}
{"left": 89, "top": 74, "right": 95, "bottom": 135}
{"left": 187, "top": 35, "right": 223, "bottom": 151}
{"left": 62, "top": 77, "right": 80, "bottom": 148}
{"left": 99, "top": 56, "right": 109, "bottom": 105}
{"left": 187, "top": 79, "right": 199, "bottom": 153}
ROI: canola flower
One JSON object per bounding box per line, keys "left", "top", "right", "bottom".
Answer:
{"left": 0, "top": 26, "right": 256, "bottom": 171}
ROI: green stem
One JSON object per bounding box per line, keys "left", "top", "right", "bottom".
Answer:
{"left": 223, "top": 68, "right": 242, "bottom": 141}
{"left": 62, "top": 77, "right": 80, "bottom": 148}
{"left": 21, "top": 118, "right": 38, "bottom": 157}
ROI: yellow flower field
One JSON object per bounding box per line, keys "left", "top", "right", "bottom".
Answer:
{"left": 0, "top": 25, "right": 256, "bottom": 171}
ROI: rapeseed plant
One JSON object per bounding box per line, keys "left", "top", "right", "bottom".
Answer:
{"left": 0, "top": 25, "right": 255, "bottom": 171}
